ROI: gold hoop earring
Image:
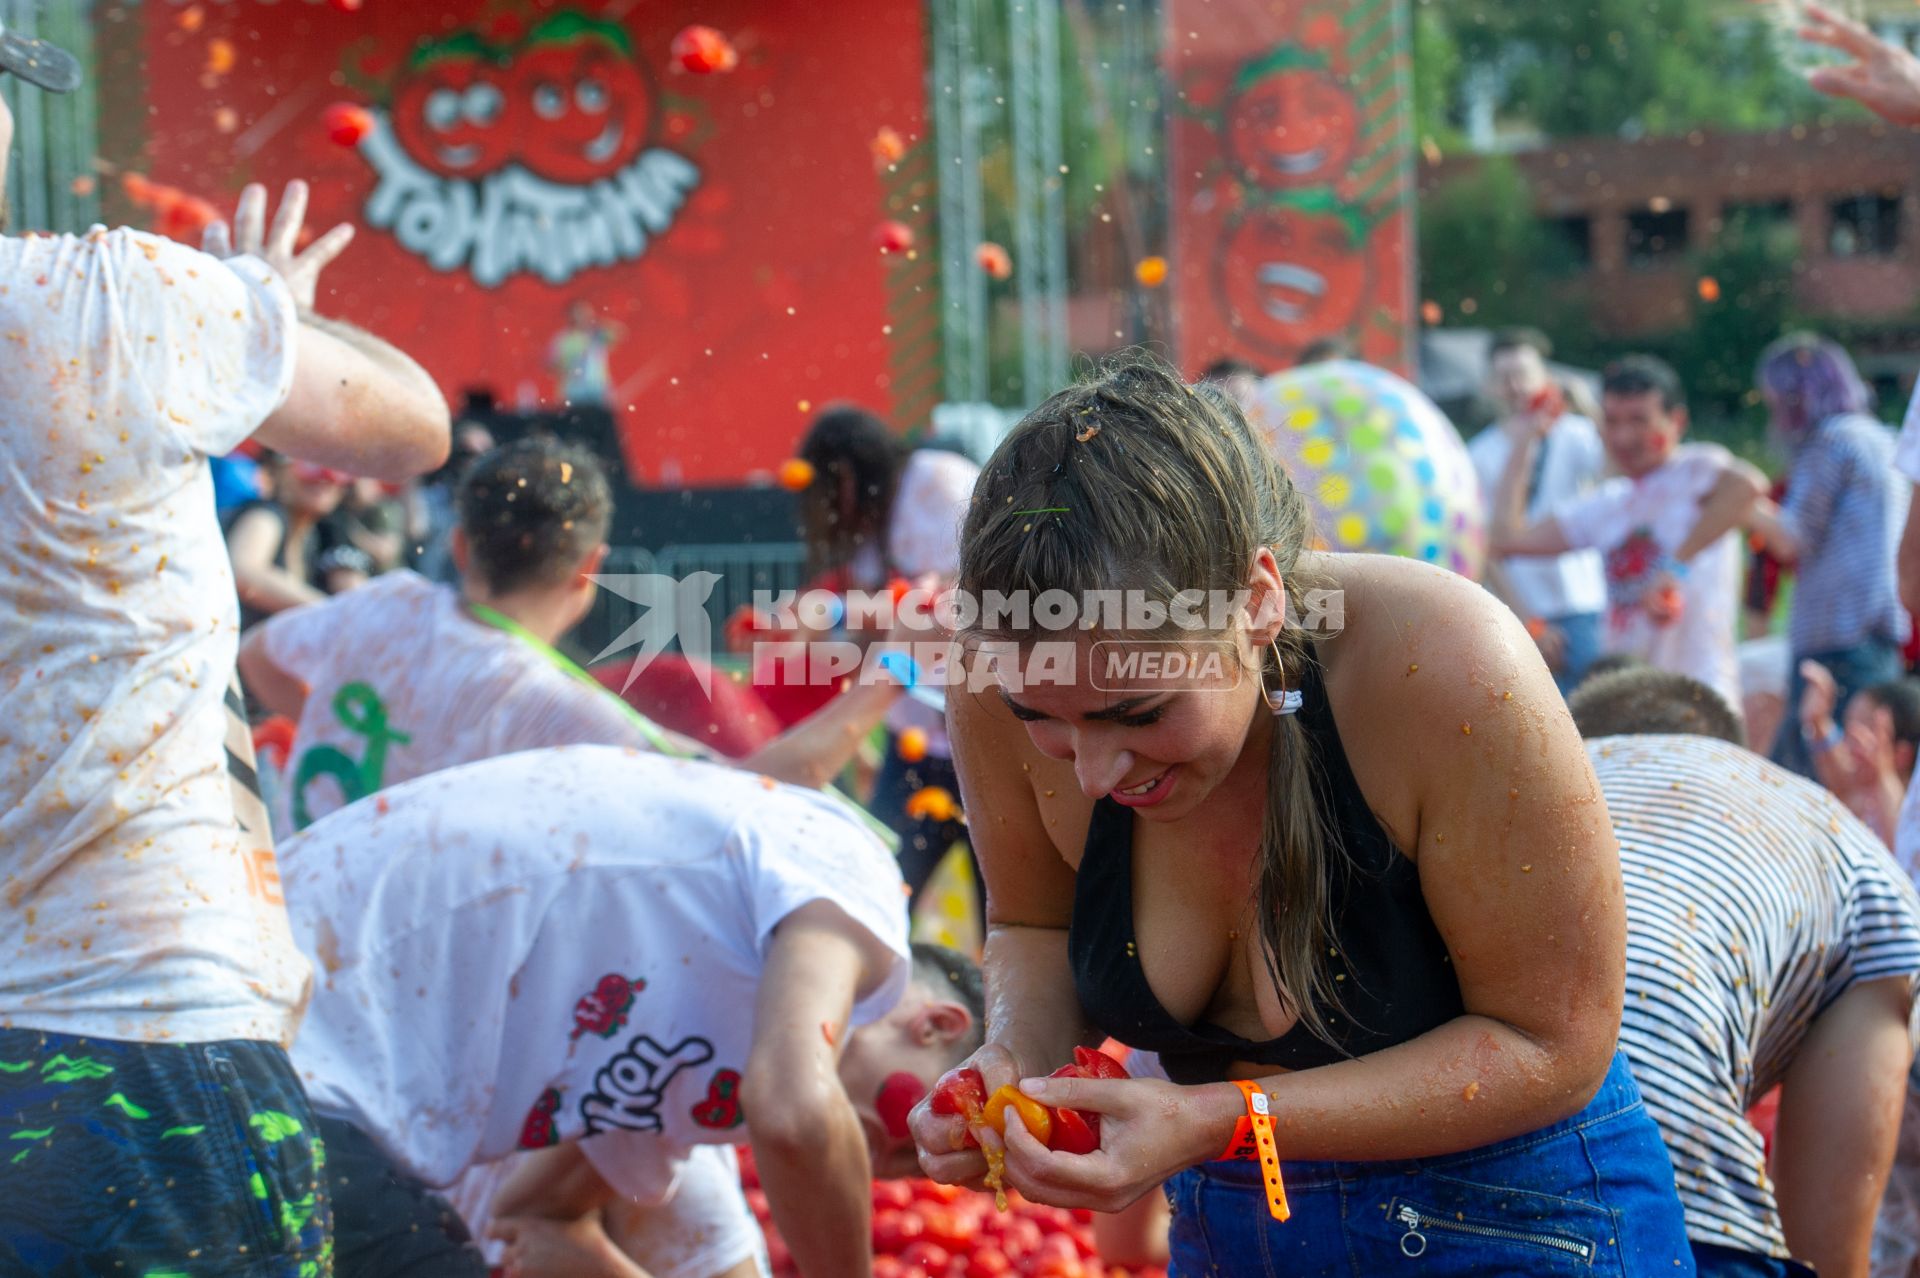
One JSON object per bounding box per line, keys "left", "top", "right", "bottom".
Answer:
{"left": 1264, "top": 639, "right": 1302, "bottom": 716}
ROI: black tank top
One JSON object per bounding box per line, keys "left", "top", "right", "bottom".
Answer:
{"left": 1067, "top": 653, "right": 1464, "bottom": 1084}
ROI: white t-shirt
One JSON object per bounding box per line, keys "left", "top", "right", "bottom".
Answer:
{"left": 1555, "top": 444, "right": 1744, "bottom": 709}
{"left": 1467, "top": 415, "right": 1608, "bottom": 620}
{"left": 849, "top": 449, "right": 980, "bottom": 757}
{"left": 283, "top": 747, "right": 912, "bottom": 1198}
{"left": 0, "top": 227, "right": 311, "bottom": 1045}
{"left": 258, "top": 571, "right": 693, "bottom": 833}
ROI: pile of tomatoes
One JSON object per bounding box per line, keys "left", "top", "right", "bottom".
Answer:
{"left": 738, "top": 1148, "right": 1165, "bottom": 1278}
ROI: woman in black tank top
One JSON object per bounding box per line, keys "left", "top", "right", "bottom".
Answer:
{"left": 907, "top": 356, "right": 1693, "bottom": 1275}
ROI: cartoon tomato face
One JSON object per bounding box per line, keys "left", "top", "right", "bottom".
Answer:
{"left": 512, "top": 40, "right": 652, "bottom": 184}
{"left": 392, "top": 55, "right": 513, "bottom": 178}
{"left": 1214, "top": 208, "right": 1371, "bottom": 360}
{"left": 1225, "top": 68, "right": 1359, "bottom": 190}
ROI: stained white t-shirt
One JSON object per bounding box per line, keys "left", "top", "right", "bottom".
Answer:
{"left": 257, "top": 571, "right": 695, "bottom": 833}
{"left": 0, "top": 227, "right": 310, "bottom": 1045}
{"left": 282, "top": 747, "right": 911, "bottom": 1198}
{"left": 1467, "top": 415, "right": 1609, "bottom": 620}
{"left": 1555, "top": 444, "right": 1744, "bottom": 709}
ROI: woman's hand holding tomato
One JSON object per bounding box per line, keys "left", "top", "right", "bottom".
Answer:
{"left": 914, "top": 1047, "right": 1133, "bottom": 1188}
{"left": 996, "top": 1071, "right": 1227, "bottom": 1216}
{"left": 913, "top": 1043, "right": 1027, "bottom": 1189}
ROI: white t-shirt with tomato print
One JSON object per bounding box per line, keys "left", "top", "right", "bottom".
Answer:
{"left": 281, "top": 746, "right": 911, "bottom": 1201}
{"left": 1554, "top": 443, "right": 1744, "bottom": 709}
{"left": 0, "top": 227, "right": 310, "bottom": 1046}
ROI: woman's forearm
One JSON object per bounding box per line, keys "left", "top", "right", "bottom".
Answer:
{"left": 982, "top": 924, "right": 1092, "bottom": 1071}
{"left": 1184, "top": 1014, "right": 1612, "bottom": 1166}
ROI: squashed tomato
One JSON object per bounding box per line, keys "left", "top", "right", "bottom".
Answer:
{"left": 982, "top": 1085, "right": 1053, "bottom": 1148}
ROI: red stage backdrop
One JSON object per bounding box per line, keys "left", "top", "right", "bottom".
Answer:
{"left": 1164, "top": 0, "right": 1414, "bottom": 377}
{"left": 128, "top": 0, "right": 933, "bottom": 485}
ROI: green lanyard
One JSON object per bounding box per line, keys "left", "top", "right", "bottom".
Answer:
{"left": 465, "top": 602, "right": 902, "bottom": 852}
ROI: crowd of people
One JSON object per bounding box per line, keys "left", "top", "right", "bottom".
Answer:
{"left": 18, "top": 5, "right": 1920, "bottom": 1278}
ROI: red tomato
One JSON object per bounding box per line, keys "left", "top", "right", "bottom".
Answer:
{"left": 921, "top": 1206, "right": 972, "bottom": 1253}
{"left": 671, "top": 24, "right": 739, "bottom": 74}
{"left": 322, "top": 102, "right": 373, "bottom": 147}
{"left": 969, "top": 1249, "right": 1015, "bottom": 1277}
{"left": 873, "top": 1180, "right": 914, "bottom": 1211}
{"left": 976, "top": 241, "right": 1013, "bottom": 280}
{"left": 511, "top": 35, "right": 652, "bottom": 183}
{"left": 328, "top": 0, "right": 364, "bottom": 11}
{"left": 899, "top": 1241, "right": 954, "bottom": 1272}
{"left": 1003, "top": 1218, "right": 1046, "bottom": 1255}
{"left": 1030, "top": 1260, "right": 1086, "bottom": 1278}
{"left": 1073, "top": 1046, "right": 1129, "bottom": 1080}
{"left": 873, "top": 1258, "right": 907, "bottom": 1278}
{"left": 930, "top": 1066, "right": 986, "bottom": 1123}
{"left": 390, "top": 51, "right": 514, "bottom": 178}
{"left": 875, "top": 1210, "right": 927, "bottom": 1255}
{"left": 1048, "top": 1105, "right": 1099, "bottom": 1155}
{"left": 875, "top": 220, "right": 916, "bottom": 255}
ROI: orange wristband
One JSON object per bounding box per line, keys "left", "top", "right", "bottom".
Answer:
{"left": 1219, "top": 1080, "right": 1290, "bottom": 1222}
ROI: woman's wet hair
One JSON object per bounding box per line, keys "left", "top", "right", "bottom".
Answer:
{"left": 457, "top": 435, "right": 611, "bottom": 596}
{"left": 959, "top": 351, "right": 1353, "bottom": 1048}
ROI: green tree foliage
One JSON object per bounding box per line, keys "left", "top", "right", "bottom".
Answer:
{"left": 1416, "top": 0, "right": 1839, "bottom": 141}
{"left": 1676, "top": 211, "right": 1803, "bottom": 421}
{"left": 1417, "top": 155, "right": 1584, "bottom": 332}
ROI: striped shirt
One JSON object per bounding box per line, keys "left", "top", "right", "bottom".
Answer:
{"left": 1780, "top": 413, "right": 1910, "bottom": 655}
{"left": 1596, "top": 735, "right": 1920, "bottom": 1258}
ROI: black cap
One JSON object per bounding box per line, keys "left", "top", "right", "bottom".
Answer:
{"left": 0, "top": 19, "right": 80, "bottom": 94}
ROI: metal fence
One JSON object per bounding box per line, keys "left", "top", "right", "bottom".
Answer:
{"left": 0, "top": 0, "right": 100, "bottom": 234}
{"left": 575, "top": 542, "right": 809, "bottom": 662}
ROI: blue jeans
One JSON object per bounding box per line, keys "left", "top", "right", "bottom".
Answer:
{"left": 1549, "top": 610, "right": 1605, "bottom": 696}
{"left": 1166, "top": 1052, "right": 1693, "bottom": 1276}
{"left": 1769, "top": 638, "right": 1904, "bottom": 779}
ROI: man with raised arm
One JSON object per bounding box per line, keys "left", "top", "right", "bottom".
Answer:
{"left": 0, "top": 25, "right": 448, "bottom": 1273}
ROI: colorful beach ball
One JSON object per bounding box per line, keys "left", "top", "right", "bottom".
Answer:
{"left": 1246, "top": 360, "right": 1486, "bottom": 580}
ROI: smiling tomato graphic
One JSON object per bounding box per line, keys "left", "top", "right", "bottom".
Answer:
{"left": 1214, "top": 200, "right": 1372, "bottom": 361}
{"left": 1223, "top": 48, "right": 1359, "bottom": 191}
{"left": 391, "top": 33, "right": 514, "bottom": 179}
{"left": 512, "top": 13, "right": 653, "bottom": 185}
